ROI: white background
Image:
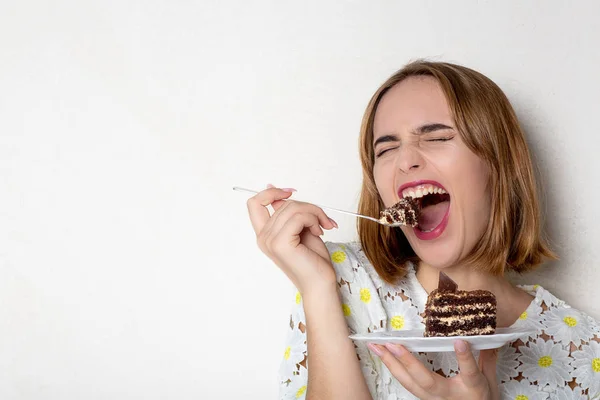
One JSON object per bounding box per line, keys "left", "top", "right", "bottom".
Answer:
{"left": 1, "top": 1, "right": 599, "bottom": 398}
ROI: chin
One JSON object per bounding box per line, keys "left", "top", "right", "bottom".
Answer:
{"left": 418, "top": 255, "right": 459, "bottom": 269}
{"left": 404, "top": 219, "right": 468, "bottom": 267}
{"left": 407, "top": 238, "right": 463, "bottom": 269}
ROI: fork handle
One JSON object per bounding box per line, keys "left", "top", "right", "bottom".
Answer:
{"left": 232, "top": 186, "right": 381, "bottom": 223}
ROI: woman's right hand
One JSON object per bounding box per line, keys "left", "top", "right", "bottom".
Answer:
{"left": 246, "top": 185, "right": 338, "bottom": 296}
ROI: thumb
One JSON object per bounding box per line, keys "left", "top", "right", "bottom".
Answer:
{"left": 267, "top": 184, "right": 295, "bottom": 211}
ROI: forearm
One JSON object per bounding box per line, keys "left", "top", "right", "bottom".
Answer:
{"left": 303, "top": 284, "right": 373, "bottom": 400}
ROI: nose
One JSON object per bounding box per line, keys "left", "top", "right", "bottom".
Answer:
{"left": 395, "top": 144, "right": 424, "bottom": 174}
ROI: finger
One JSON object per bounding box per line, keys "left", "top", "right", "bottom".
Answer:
{"left": 272, "top": 199, "right": 286, "bottom": 211}
{"left": 479, "top": 348, "right": 499, "bottom": 389}
{"left": 287, "top": 202, "right": 336, "bottom": 230}
{"left": 384, "top": 344, "right": 445, "bottom": 396}
{"left": 267, "top": 184, "right": 295, "bottom": 212}
{"left": 267, "top": 183, "right": 296, "bottom": 193}
{"left": 367, "top": 344, "right": 431, "bottom": 399}
{"left": 247, "top": 188, "right": 294, "bottom": 234}
{"left": 274, "top": 212, "right": 324, "bottom": 248}
{"left": 272, "top": 201, "right": 337, "bottom": 233}
{"left": 266, "top": 184, "right": 337, "bottom": 229}
{"left": 454, "top": 340, "right": 486, "bottom": 389}
{"left": 259, "top": 200, "right": 295, "bottom": 252}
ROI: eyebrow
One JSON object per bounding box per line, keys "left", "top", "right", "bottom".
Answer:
{"left": 414, "top": 123, "right": 454, "bottom": 134}
{"left": 373, "top": 123, "right": 454, "bottom": 147}
{"left": 372, "top": 134, "right": 399, "bottom": 148}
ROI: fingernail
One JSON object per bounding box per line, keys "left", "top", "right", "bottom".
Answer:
{"left": 329, "top": 218, "right": 339, "bottom": 229}
{"left": 385, "top": 343, "right": 406, "bottom": 357}
{"left": 280, "top": 188, "right": 297, "bottom": 192}
{"left": 367, "top": 343, "right": 384, "bottom": 357}
{"left": 454, "top": 340, "right": 467, "bottom": 353}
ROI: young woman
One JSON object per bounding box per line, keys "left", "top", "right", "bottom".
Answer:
{"left": 246, "top": 61, "right": 600, "bottom": 399}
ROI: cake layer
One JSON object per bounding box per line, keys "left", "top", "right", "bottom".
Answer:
{"left": 425, "top": 316, "right": 496, "bottom": 337}
{"left": 429, "top": 303, "right": 496, "bottom": 315}
{"left": 426, "top": 290, "right": 496, "bottom": 306}
{"left": 426, "top": 315, "right": 497, "bottom": 328}
{"left": 424, "top": 324, "right": 495, "bottom": 337}
{"left": 429, "top": 310, "right": 496, "bottom": 320}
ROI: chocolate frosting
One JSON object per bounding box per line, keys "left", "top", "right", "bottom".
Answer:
{"left": 438, "top": 271, "right": 458, "bottom": 292}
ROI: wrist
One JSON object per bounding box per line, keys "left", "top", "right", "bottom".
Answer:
{"left": 301, "top": 281, "right": 339, "bottom": 301}
{"left": 301, "top": 282, "right": 342, "bottom": 312}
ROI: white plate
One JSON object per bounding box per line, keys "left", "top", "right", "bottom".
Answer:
{"left": 349, "top": 327, "right": 532, "bottom": 352}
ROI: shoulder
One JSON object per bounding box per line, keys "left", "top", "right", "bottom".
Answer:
{"left": 324, "top": 241, "right": 398, "bottom": 291}
{"left": 324, "top": 241, "right": 422, "bottom": 308}
{"left": 508, "top": 284, "right": 600, "bottom": 396}
{"left": 323, "top": 241, "right": 365, "bottom": 280}
{"left": 518, "top": 283, "right": 600, "bottom": 331}
{"left": 515, "top": 283, "right": 600, "bottom": 340}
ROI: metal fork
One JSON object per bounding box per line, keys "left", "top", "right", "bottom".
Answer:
{"left": 232, "top": 186, "right": 404, "bottom": 227}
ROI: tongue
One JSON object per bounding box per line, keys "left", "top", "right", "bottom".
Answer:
{"left": 418, "top": 200, "right": 450, "bottom": 232}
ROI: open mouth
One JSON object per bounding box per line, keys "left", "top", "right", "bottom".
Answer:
{"left": 400, "top": 183, "right": 450, "bottom": 235}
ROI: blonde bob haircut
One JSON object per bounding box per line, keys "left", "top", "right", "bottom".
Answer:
{"left": 357, "top": 60, "right": 557, "bottom": 284}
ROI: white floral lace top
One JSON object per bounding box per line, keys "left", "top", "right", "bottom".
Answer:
{"left": 279, "top": 242, "right": 600, "bottom": 400}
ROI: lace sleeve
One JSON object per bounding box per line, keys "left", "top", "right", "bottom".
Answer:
{"left": 278, "top": 291, "right": 308, "bottom": 400}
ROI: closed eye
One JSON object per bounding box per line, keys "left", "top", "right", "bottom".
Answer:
{"left": 426, "top": 137, "right": 453, "bottom": 142}
{"left": 376, "top": 147, "right": 399, "bottom": 158}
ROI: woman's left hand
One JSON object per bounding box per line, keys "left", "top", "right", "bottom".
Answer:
{"left": 368, "top": 340, "right": 499, "bottom": 400}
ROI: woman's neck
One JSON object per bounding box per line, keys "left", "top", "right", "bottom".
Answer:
{"left": 416, "top": 260, "right": 504, "bottom": 293}
{"left": 415, "top": 260, "right": 534, "bottom": 328}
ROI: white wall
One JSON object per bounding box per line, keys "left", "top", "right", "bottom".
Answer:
{"left": 1, "top": 0, "right": 599, "bottom": 398}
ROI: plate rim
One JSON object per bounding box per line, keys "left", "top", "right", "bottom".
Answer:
{"left": 349, "top": 328, "right": 534, "bottom": 352}
{"left": 349, "top": 327, "right": 535, "bottom": 342}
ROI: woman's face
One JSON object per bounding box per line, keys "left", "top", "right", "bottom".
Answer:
{"left": 372, "top": 76, "right": 491, "bottom": 269}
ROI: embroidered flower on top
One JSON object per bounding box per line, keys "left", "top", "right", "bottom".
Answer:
{"left": 571, "top": 339, "right": 600, "bottom": 396}
{"left": 338, "top": 284, "right": 364, "bottom": 334}
{"left": 354, "top": 267, "right": 389, "bottom": 330}
{"left": 554, "top": 385, "right": 588, "bottom": 400}
{"left": 537, "top": 286, "right": 563, "bottom": 309}
{"left": 517, "top": 338, "right": 573, "bottom": 388}
{"left": 496, "top": 344, "right": 520, "bottom": 383}
{"left": 511, "top": 301, "right": 545, "bottom": 341}
{"left": 499, "top": 379, "right": 550, "bottom": 400}
{"left": 326, "top": 243, "right": 356, "bottom": 284}
{"left": 543, "top": 307, "right": 596, "bottom": 346}
{"left": 279, "top": 323, "right": 307, "bottom": 379}
{"left": 281, "top": 370, "right": 308, "bottom": 400}
{"left": 378, "top": 279, "right": 404, "bottom": 301}
{"left": 426, "top": 350, "right": 460, "bottom": 377}
{"left": 387, "top": 378, "right": 420, "bottom": 400}
{"left": 386, "top": 299, "right": 423, "bottom": 331}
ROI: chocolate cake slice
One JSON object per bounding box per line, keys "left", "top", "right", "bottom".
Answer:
{"left": 379, "top": 198, "right": 420, "bottom": 227}
{"left": 424, "top": 272, "right": 497, "bottom": 337}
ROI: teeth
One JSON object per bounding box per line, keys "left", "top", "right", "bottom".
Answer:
{"left": 402, "top": 184, "right": 447, "bottom": 199}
